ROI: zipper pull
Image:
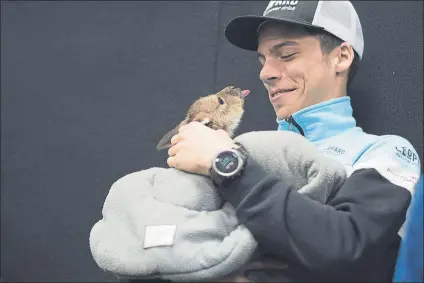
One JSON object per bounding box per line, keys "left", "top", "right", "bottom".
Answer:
{"left": 285, "top": 116, "right": 294, "bottom": 132}
{"left": 284, "top": 116, "right": 305, "bottom": 136}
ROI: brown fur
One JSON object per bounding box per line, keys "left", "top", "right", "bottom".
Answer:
{"left": 156, "top": 86, "right": 246, "bottom": 150}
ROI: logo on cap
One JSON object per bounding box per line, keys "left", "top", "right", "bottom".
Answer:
{"left": 263, "top": 0, "right": 299, "bottom": 15}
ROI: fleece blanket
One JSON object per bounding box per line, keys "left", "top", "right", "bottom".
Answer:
{"left": 89, "top": 130, "right": 347, "bottom": 282}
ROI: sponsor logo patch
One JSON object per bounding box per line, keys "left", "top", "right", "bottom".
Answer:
{"left": 264, "top": 0, "right": 299, "bottom": 14}
{"left": 323, "top": 145, "right": 347, "bottom": 156}
{"left": 394, "top": 145, "right": 420, "bottom": 167}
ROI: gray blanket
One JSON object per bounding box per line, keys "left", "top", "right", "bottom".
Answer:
{"left": 89, "top": 130, "right": 347, "bottom": 281}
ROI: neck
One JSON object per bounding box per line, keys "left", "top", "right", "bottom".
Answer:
{"left": 335, "top": 75, "right": 349, "bottom": 96}
{"left": 327, "top": 78, "right": 348, "bottom": 100}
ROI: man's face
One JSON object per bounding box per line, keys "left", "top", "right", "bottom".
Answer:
{"left": 257, "top": 22, "right": 337, "bottom": 119}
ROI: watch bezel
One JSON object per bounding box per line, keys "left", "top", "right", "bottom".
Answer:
{"left": 212, "top": 149, "right": 245, "bottom": 177}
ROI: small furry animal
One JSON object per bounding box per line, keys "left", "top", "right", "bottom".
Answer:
{"left": 156, "top": 86, "right": 250, "bottom": 150}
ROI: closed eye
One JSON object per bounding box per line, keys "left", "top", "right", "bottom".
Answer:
{"left": 281, "top": 53, "right": 297, "bottom": 60}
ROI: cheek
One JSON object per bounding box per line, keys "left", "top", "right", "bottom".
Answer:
{"left": 303, "top": 66, "right": 332, "bottom": 105}
{"left": 302, "top": 60, "right": 328, "bottom": 91}
{"left": 285, "top": 58, "right": 313, "bottom": 84}
{"left": 285, "top": 60, "right": 325, "bottom": 108}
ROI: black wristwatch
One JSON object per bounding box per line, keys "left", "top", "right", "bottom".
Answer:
{"left": 209, "top": 142, "right": 248, "bottom": 188}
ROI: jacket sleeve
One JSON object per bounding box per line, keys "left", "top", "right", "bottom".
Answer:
{"left": 216, "top": 136, "right": 421, "bottom": 278}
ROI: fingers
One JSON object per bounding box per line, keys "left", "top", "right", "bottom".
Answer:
{"left": 178, "top": 122, "right": 198, "bottom": 133}
{"left": 178, "top": 124, "right": 188, "bottom": 133}
{"left": 179, "top": 121, "right": 204, "bottom": 133}
{"left": 167, "top": 156, "right": 178, "bottom": 168}
{"left": 170, "top": 133, "right": 183, "bottom": 145}
{"left": 167, "top": 142, "right": 182, "bottom": 157}
{"left": 174, "top": 124, "right": 229, "bottom": 147}
{"left": 166, "top": 147, "right": 183, "bottom": 168}
{"left": 175, "top": 122, "right": 207, "bottom": 143}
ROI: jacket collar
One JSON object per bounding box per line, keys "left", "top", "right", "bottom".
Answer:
{"left": 276, "top": 96, "right": 357, "bottom": 142}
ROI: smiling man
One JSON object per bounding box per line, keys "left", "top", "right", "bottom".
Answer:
{"left": 167, "top": 1, "right": 421, "bottom": 282}
{"left": 257, "top": 23, "right": 350, "bottom": 119}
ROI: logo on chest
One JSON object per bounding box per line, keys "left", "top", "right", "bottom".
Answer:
{"left": 323, "top": 145, "right": 347, "bottom": 156}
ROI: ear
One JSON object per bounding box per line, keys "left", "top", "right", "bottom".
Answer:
{"left": 156, "top": 126, "right": 178, "bottom": 151}
{"left": 334, "top": 42, "right": 354, "bottom": 74}
{"left": 156, "top": 120, "right": 188, "bottom": 151}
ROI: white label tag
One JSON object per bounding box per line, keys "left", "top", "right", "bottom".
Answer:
{"left": 143, "top": 225, "right": 176, "bottom": 249}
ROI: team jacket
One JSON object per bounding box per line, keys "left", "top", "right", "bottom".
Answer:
{"left": 217, "top": 96, "right": 422, "bottom": 282}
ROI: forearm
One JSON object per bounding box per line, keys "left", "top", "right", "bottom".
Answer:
{"left": 217, "top": 156, "right": 411, "bottom": 277}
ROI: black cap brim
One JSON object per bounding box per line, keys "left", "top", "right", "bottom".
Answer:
{"left": 224, "top": 15, "right": 323, "bottom": 51}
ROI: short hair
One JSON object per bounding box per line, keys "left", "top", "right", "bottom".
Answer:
{"left": 304, "top": 27, "right": 360, "bottom": 87}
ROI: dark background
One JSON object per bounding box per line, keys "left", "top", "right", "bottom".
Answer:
{"left": 1, "top": 1, "right": 422, "bottom": 282}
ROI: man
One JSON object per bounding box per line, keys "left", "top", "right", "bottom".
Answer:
{"left": 167, "top": 1, "right": 422, "bottom": 282}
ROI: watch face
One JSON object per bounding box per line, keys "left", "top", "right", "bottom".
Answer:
{"left": 215, "top": 151, "right": 239, "bottom": 174}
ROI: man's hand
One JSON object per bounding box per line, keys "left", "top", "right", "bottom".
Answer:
{"left": 167, "top": 122, "right": 236, "bottom": 176}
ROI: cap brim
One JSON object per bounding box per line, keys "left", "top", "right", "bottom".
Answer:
{"left": 224, "top": 15, "right": 323, "bottom": 51}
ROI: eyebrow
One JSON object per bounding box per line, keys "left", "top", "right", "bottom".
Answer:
{"left": 257, "top": 41, "right": 299, "bottom": 59}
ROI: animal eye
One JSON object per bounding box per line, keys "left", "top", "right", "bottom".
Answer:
{"left": 218, "top": 97, "right": 225, "bottom": 105}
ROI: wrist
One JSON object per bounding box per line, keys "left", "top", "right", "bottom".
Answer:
{"left": 204, "top": 143, "right": 238, "bottom": 176}
{"left": 209, "top": 142, "right": 248, "bottom": 188}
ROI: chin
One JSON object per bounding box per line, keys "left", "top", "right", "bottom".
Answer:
{"left": 274, "top": 107, "right": 291, "bottom": 120}
{"left": 273, "top": 99, "right": 300, "bottom": 119}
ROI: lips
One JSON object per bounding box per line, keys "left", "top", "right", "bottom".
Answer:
{"left": 270, "top": 88, "right": 297, "bottom": 99}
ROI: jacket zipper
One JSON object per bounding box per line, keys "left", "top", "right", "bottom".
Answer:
{"left": 285, "top": 116, "right": 305, "bottom": 136}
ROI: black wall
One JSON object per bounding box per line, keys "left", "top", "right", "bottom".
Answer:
{"left": 1, "top": 1, "right": 422, "bottom": 282}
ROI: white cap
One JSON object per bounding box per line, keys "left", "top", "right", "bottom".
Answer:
{"left": 225, "top": 1, "right": 364, "bottom": 60}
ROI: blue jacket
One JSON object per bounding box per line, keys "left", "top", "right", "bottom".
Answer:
{"left": 277, "top": 97, "right": 420, "bottom": 196}
{"left": 393, "top": 175, "right": 423, "bottom": 282}
{"left": 217, "top": 96, "right": 422, "bottom": 282}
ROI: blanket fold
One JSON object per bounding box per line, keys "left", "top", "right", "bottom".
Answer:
{"left": 89, "top": 130, "right": 347, "bottom": 281}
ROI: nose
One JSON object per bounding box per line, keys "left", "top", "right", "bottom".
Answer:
{"left": 259, "top": 60, "right": 282, "bottom": 86}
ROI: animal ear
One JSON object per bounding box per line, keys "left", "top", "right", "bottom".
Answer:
{"left": 156, "top": 120, "right": 188, "bottom": 151}
{"left": 156, "top": 126, "right": 178, "bottom": 151}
